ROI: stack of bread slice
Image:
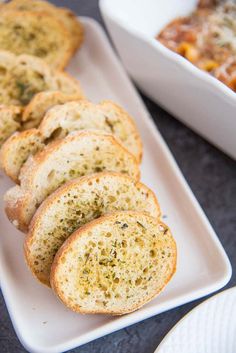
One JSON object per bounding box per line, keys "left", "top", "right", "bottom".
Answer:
{"left": 24, "top": 172, "right": 161, "bottom": 286}
{"left": 0, "top": 0, "right": 84, "bottom": 146}
{"left": 2, "top": 99, "right": 143, "bottom": 230}
{"left": 1, "top": 95, "right": 177, "bottom": 315}
{"left": 0, "top": 0, "right": 177, "bottom": 316}
{"left": 5, "top": 130, "right": 140, "bottom": 232}
{"left": 0, "top": 100, "right": 142, "bottom": 183}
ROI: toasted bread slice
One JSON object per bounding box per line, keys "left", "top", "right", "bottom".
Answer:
{"left": 50, "top": 211, "right": 176, "bottom": 315}
{"left": 0, "top": 10, "right": 74, "bottom": 69}
{"left": 0, "top": 105, "right": 22, "bottom": 147}
{"left": 3, "top": 0, "right": 84, "bottom": 52}
{"left": 1, "top": 99, "right": 142, "bottom": 182}
{"left": 22, "top": 91, "right": 83, "bottom": 129}
{"left": 24, "top": 172, "right": 160, "bottom": 286}
{"left": 40, "top": 100, "right": 142, "bottom": 162}
{"left": 0, "top": 129, "right": 44, "bottom": 180}
{"left": 0, "top": 51, "right": 83, "bottom": 107}
{"left": 53, "top": 72, "right": 84, "bottom": 97}
{"left": 5, "top": 131, "right": 140, "bottom": 232}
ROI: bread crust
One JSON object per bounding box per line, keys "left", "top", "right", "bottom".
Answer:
{"left": 50, "top": 211, "right": 177, "bottom": 315}
{"left": 99, "top": 100, "right": 143, "bottom": 162}
{"left": 4, "top": 186, "right": 28, "bottom": 231}
{"left": 57, "top": 7, "right": 84, "bottom": 52}
{"left": 54, "top": 72, "right": 85, "bottom": 97}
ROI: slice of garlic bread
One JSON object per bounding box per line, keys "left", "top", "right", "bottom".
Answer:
{"left": 22, "top": 91, "right": 83, "bottom": 129}
{"left": 0, "top": 10, "right": 74, "bottom": 69}
{"left": 40, "top": 100, "right": 142, "bottom": 162}
{"left": 25, "top": 172, "right": 160, "bottom": 286}
{"left": 5, "top": 131, "right": 140, "bottom": 232}
{"left": 0, "top": 129, "right": 44, "bottom": 181}
{"left": 0, "top": 105, "right": 22, "bottom": 147}
{"left": 0, "top": 51, "right": 83, "bottom": 107}
{"left": 50, "top": 211, "right": 176, "bottom": 315}
{"left": 3, "top": 0, "right": 84, "bottom": 52}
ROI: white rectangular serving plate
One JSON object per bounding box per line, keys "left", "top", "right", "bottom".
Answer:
{"left": 0, "top": 18, "right": 231, "bottom": 353}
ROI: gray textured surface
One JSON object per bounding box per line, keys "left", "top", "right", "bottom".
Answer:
{"left": 1, "top": 1, "right": 236, "bottom": 352}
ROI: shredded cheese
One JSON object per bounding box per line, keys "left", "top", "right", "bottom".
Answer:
{"left": 157, "top": 1, "right": 236, "bottom": 91}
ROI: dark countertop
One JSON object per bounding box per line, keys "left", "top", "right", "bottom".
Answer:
{"left": 1, "top": 1, "right": 235, "bottom": 352}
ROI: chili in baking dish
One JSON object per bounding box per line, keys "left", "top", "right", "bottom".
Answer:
{"left": 157, "top": 1, "right": 236, "bottom": 92}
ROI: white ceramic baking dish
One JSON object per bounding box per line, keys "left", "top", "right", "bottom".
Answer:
{"left": 99, "top": 0, "right": 236, "bottom": 159}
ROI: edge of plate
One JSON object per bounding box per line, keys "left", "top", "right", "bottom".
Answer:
{"left": 154, "top": 286, "right": 236, "bottom": 353}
